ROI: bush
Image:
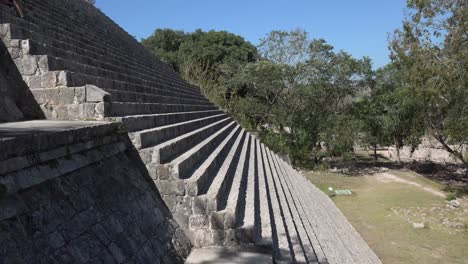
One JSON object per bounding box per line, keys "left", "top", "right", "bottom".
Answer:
{"left": 446, "top": 193, "right": 457, "bottom": 201}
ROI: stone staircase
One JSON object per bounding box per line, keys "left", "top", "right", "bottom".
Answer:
{"left": 0, "top": 1, "right": 381, "bottom": 263}
{"left": 0, "top": 121, "right": 192, "bottom": 263}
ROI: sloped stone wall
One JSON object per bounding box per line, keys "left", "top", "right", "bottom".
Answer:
{"left": 0, "top": 125, "right": 191, "bottom": 264}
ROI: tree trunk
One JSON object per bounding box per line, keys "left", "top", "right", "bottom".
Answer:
{"left": 373, "top": 144, "right": 378, "bottom": 161}
{"left": 434, "top": 134, "right": 467, "bottom": 167}
{"left": 394, "top": 137, "right": 401, "bottom": 163}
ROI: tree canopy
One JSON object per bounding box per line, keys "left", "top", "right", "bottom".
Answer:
{"left": 142, "top": 1, "right": 467, "bottom": 166}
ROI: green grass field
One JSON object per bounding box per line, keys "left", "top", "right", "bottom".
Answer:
{"left": 306, "top": 170, "right": 468, "bottom": 264}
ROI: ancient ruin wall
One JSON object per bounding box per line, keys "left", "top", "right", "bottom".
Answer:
{"left": 0, "top": 125, "right": 191, "bottom": 263}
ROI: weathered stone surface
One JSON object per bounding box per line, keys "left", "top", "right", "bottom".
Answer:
{"left": 0, "top": 126, "right": 191, "bottom": 263}
{"left": 86, "top": 84, "right": 111, "bottom": 102}
{"left": 0, "top": 96, "right": 23, "bottom": 122}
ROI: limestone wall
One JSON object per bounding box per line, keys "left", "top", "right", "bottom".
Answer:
{"left": 0, "top": 124, "right": 191, "bottom": 263}
{"left": 0, "top": 40, "right": 43, "bottom": 122}
{"left": 381, "top": 138, "right": 467, "bottom": 164}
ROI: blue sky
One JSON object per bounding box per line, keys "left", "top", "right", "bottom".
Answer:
{"left": 96, "top": 0, "right": 407, "bottom": 69}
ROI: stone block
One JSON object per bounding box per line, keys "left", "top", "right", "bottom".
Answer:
{"left": 208, "top": 230, "right": 225, "bottom": 246}
{"left": 175, "top": 196, "right": 192, "bottom": 214}
{"left": 209, "top": 212, "right": 225, "bottom": 230}
{"left": 74, "top": 87, "right": 86, "bottom": 103}
{"left": 157, "top": 165, "right": 172, "bottom": 180}
{"left": 224, "top": 212, "right": 236, "bottom": 229}
{"left": 224, "top": 229, "right": 237, "bottom": 246}
{"left": 173, "top": 212, "right": 189, "bottom": 229}
{"left": 27, "top": 75, "right": 42, "bottom": 88}
{"left": 192, "top": 196, "right": 207, "bottom": 215}
{"left": 41, "top": 72, "right": 58, "bottom": 88}
{"left": 189, "top": 215, "right": 208, "bottom": 229}
{"left": 85, "top": 85, "right": 110, "bottom": 102}
{"left": 185, "top": 229, "right": 208, "bottom": 248}
{"left": 158, "top": 180, "right": 185, "bottom": 196}
{"left": 57, "top": 71, "right": 68, "bottom": 86}
{"left": 21, "top": 56, "right": 38, "bottom": 75}
{"left": 162, "top": 195, "right": 177, "bottom": 213}
{"left": 38, "top": 56, "right": 49, "bottom": 74}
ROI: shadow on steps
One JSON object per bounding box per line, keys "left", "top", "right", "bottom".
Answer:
{"left": 0, "top": 39, "right": 44, "bottom": 122}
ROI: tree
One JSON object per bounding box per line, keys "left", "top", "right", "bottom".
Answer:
{"left": 391, "top": 0, "right": 468, "bottom": 165}
{"left": 142, "top": 28, "right": 375, "bottom": 165}
{"left": 233, "top": 30, "right": 373, "bottom": 164}
{"left": 141, "top": 29, "right": 187, "bottom": 71}
{"left": 142, "top": 29, "right": 259, "bottom": 108}
{"left": 258, "top": 29, "right": 310, "bottom": 65}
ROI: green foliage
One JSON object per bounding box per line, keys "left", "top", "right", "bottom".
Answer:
{"left": 446, "top": 193, "right": 457, "bottom": 201}
{"left": 143, "top": 28, "right": 374, "bottom": 166}
{"left": 142, "top": 11, "right": 467, "bottom": 168}
{"left": 390, "top": 0, "right": 468, "bottom": 164}
{"left": 142, "top": 29, "right": 186, "bottom": 70}
{"left": 142, "top": 28, "right": 259, "bottom": 111}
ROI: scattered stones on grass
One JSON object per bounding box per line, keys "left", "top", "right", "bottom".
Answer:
{"left": 448, "top": 199, "right": 461, "bottom": 208}
{"left": 412, "top": 222, "right": 425, "bottom": 229}
{"left": 328, "top": 166, "right": 390, "bottom": 175}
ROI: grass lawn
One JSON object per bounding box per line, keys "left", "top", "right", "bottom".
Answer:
{"left": 306, "top": 170, "right": 468, "bottom": 264}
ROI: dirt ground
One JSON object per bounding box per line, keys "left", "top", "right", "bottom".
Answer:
{"left": 306, "top": 154, "right": 468, "bottom": 264}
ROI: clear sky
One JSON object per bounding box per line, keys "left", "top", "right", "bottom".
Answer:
{"left": 95, "top": 0, "right": 407, "bottom": 69}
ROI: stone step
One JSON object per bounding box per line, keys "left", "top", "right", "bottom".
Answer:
{"left": 43, "top": 55, "right": 202, "bottom": 97}
{"left": 2, "top": 21, "right": 200, "bottom": 96}
{"left": 185, "top": 125, "right": 242, "bottom": 196}
{"left": 152, "top": 117, "right": 233, "bottom": 164}
{"left": 3, "top": 3, "right": 187, "bottom": 85}
{"left": 261, "top": 144, "right": 293, "bottom": 263}
{"left": 282, "top": 166, "right": 342, "bottom": 263}
{"left": 287, "top": 166, "right": 379, "bottom": 264}
{"left": 0, "top": 11, "right": 167, "bottom": 83}
{"left": 222, "top": 134, "right": 252, "bottom": 245}
{"left": 131, "top": 113, "right": 228, "bottom": 149}
{"left": 186, "top": 248, "right": 272, "bottom": 264}
{"left": 254, "top": 139, "right": 273, "bottom": 248}
{"left": 24, "top": 0, "right": 172, "bottom": 71}
{"left": 24, "top": 34, "right": 182, "bottom": 86}
{"left": 28, "top": 87, "right": 211, "bottom": 112}
{"left": 169, "top": 121, "right": 237, "bottom": 180}
{"left": 268, "top": 148, "right": 316, "bottom": 263}
{"left": 25, "top": 38, "right": 199, "bottom": 95}
{"left": 278, "top": 158, "right": 328, "bottom": 264}
{"left": 236, "top": 134, "right": 257, "bottom": 244}
{"left": 0, "top": 121, "right": 126, "bottom": 195}
{"left": 29, "top": 70, "right": 207, "bottom": 101}
{"left": 116, "top": 110, "right": 224, "bottom": 132}
{"left": 102, "top": 88, "right": 210, "bottom": 105}
{"left": 107, "top": 102, "right": 218, "bottom": 116}
{"left": 203, "top": 129, "right": 246, "bottom": 212}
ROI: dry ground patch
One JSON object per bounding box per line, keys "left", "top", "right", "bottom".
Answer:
{"left": 306, "top": 170, "right": 468, "bottom": 264}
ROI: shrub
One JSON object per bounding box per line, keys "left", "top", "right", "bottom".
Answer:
{"left": 446, "top": 193, "right": 457, "bottom": 201}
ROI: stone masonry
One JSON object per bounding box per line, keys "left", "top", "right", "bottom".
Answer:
{"left": 0, "top": 122, "right": 191, "bottom": 263}
{"left": 0, "top": 0, "right": 382, "bottom": 263}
